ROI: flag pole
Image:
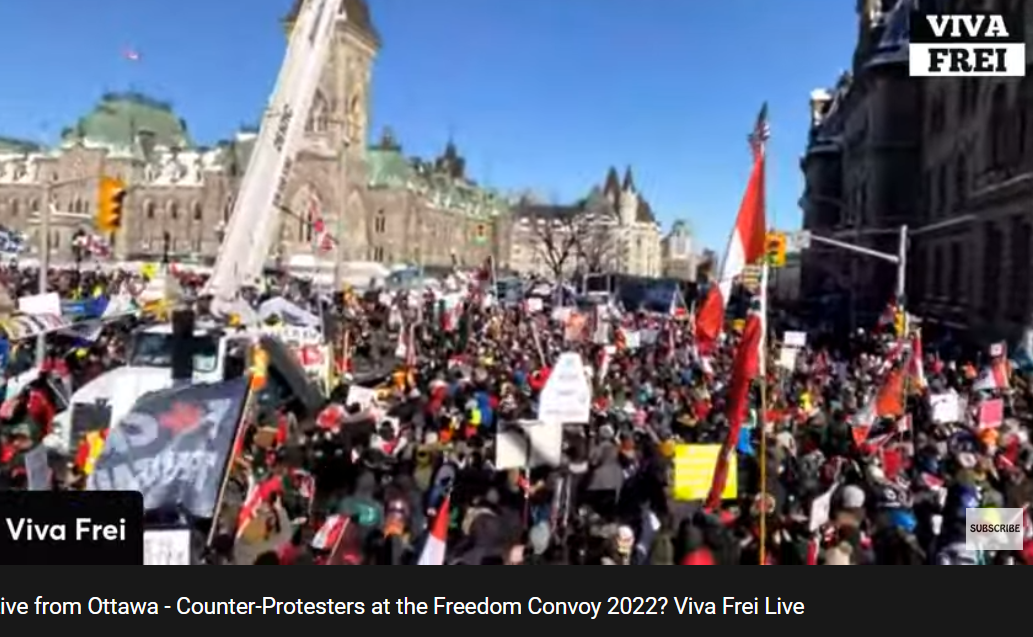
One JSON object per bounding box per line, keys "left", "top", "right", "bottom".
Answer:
{"left": 758, "top": 259, "right": 769, "bottom": 566}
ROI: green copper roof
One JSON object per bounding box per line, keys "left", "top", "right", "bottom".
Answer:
{"left": 0, "top": 137, "right": 43, "bottom": 154}
{"left": 62, "top": 92, "right": 192, "bottom": 149}
{"left": 366, "top": 147, "right": 414, "bottom": 188}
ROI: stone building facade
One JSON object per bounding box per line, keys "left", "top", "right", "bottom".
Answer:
{"left": 799, "top": 0, "right": 923, "bottom": 330}
{"left": 509, "top": 167, "right": 662, "bottom": 278}
{"left": 803, "top": 0, "right": 1033, "bottom": 341}
{"left": 661, "top": 220, "right": 695, "bottom": 281}
{"left": 0, "top": 0, "right": 509, "bottom": 270}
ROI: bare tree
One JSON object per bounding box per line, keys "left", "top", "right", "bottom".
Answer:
{"left": 523, "top": 204, "right": 580, "bottom": 280}
{"left": 572, "top": 206, "right": 619, "bottom": 274}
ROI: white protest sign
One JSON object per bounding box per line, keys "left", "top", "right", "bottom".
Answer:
{"left": 538, "top": 352, "right": 592, "bottom": 424}
{"left": 24, "top": 446, "right": 49, "bottom": 491}
{"left": 778, "top": 347, "right": 798, "bottom": 371}
{"left": 784, "top": 331, "right": 807, "bottom": 348}
{"left": 526, "top": 298, "right": 543, "bottom": 313}
{"left": 494, "top": 419, "right": 564, "bottom": 470}
{"left": 929, "top": 392, "right": 960, "bottom": 424}
{"left": 144, "top": 529, "right": 192, "bottom": 565}
{"left": 18, "top": 292, "right": 61, "bottom": 316}
{"left": 346, "top": 385, "right": 378, "bottom": 411}
{"left": 809, "top": 487, "right": 835, "bottom": 532}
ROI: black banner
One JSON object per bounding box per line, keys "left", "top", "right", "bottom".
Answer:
{"left": 0, "top": 567, "right": 1021, "bottom": 626}
{"left": 86, "top": 379, "right": 248, "bottom": 518}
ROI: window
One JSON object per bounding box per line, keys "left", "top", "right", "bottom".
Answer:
{"left": 192, "top": 202, "right": 202, "bottom": 221}
{"left": 948, "top": 243, "right": 962, "bottom": 298}
{"left": 933, "top": 246, "right": 944, "bottom": 297}
{"left": 375, "top": 210, "right": 386, "bottom": 233}
{"left": 169, "top": 201, "right": 179, "bottom": 220}
{"left": 983, "top": 224, "right": 1002, "bottom": 317}
{"left": 1010, "top": 216, "right": 1031, "bottom": 318}
{"left": 991, "top": 84, "right": 1008, "bottom": 168}
{"left": 954, "top": 153, "right": 967, "bottom": 206}
{"left": 10, "top": 200, "right": 18, "bottom": 217}
{"left": 72, "top": 198, "right": 82, "bottom": 213}
{"left": 128, "top": 331, "right": 220, "bottom": 373}
{"left": 937, "top": 164, "right": 948, "bottom": 215}
{"left": 30, "top": 199, "right": 39, "bottom": 213}
{"left": 145, "top": 201, "right": 155, "bottom": 219}
{"left": 372, "top": 246, "right": 384, "bottom": 261}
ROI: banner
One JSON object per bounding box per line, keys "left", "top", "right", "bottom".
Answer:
{"left": 87, "top": 378, "right": 248, "bottom": 518}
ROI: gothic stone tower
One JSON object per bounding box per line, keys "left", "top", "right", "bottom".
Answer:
{"left": 280, "top": 0, "right": 380, "bottom": 259}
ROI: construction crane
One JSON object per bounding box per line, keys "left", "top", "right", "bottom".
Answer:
{"left": 204, "top": 0, "right": 340, "bottom": 316}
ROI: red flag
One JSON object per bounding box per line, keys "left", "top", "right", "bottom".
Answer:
{"left": 705, "top": 307, "right": 762, "bottom": 509}
{"left": 696, "top": 104, "right": 768, "bottom": 349}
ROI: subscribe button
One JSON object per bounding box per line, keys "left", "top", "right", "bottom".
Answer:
{"left": 0, "top": 491, "right": 144, "bottom": 565}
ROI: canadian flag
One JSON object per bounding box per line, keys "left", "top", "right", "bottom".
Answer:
{"left": 695, "top": 103, "right": 768, "bottom": 351}
{"left": 311, "top": 515, "right": 348, "bottom": 551}
{"left": 417, "top": 495, "right": 451, "bottom": 565}
{"left": 973, "top": 360, "right": 1010, "bottom": 391}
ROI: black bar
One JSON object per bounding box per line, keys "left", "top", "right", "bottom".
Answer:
{"left": 0, "top": 568, "right": 1024, "bottom": 625}
{"left": 911, "top": 10, "right": 1025, "bottom": 44}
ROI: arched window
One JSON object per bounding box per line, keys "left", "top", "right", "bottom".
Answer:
{"left": 307, "top": 91, "right": 330, "bottom": 133}
{"left": 954, "top": 152, "right": 967, "bottom": 205}
{"left": 169, "top": 201, "right": 179, "bottom": 220}
{"left": 10, "top": 200, "right": 18, "bottom": 218}
{"left": 30, "top": 199, "right": 39, "bottom": 213}
{"left": 145, "top": 201, "right": 156, "bottom": 219}
{"left": 72, "top": 198, "right": 82, "bottom": 213}
{"left": 375, "top": 210, "right": 386, "bottom": 233}
{"left": 192, "top": 202, "right": 202, "bottom": 221}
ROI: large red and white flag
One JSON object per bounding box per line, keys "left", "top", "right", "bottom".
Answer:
{"left": 705, "top": 302, "right": 763, "bottom": 509}
{"left": 695, "top": 103, "right": 769, "bottom": 350}
{"left": 417, "top": 495, "right": 451, "bottom": 565}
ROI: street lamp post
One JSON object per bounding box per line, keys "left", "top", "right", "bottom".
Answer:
{"left": 36, "top": 175, "right": 96, "bottom": 364}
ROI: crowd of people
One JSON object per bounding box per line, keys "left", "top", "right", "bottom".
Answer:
{"left": 0, "top": 260, "right": 1030, "bottom": 566}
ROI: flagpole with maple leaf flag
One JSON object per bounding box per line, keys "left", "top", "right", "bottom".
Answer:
{"left": 702, "top": 103, "right": 769, "bottom": 564}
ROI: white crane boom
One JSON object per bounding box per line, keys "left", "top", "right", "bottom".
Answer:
{"left": 205, "top": 0, "right": 340, "bottom": 315}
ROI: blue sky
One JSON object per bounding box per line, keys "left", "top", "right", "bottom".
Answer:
{"left": 0, "top": 0, "right": 856, "bottom": 253}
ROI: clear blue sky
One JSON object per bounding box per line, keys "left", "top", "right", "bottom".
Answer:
{"left": 0, "top": 0, "right": 856, "bottom": 252}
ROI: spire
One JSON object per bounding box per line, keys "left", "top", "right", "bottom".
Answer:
{"left": 622, "top": 166, "right": 635, "bottom": 191}
{"left": 603, "top": 167, "right": 620, "bottom": 198}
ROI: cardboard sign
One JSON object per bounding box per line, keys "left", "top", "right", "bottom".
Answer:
{"left": 929, "top": 392, "right": 961, "bottom": 424}
{"left": 978, "top": 398, "right": 1004, "bottom": 429}
{"left": 494, "top": 419, "right": 563, "bottom": 470}
{"left": 784, "top": 331, "right": 807, "bottom": 348}
{"left": 144, "top": 529, "right": 191, "bottom": 565}
{"left": 346, "top": 385, "right": 378, "bottom": 411}
{"left": 673, "top": 444, "right": 736, "bottom": 502}
{"left": 809, "top": 487, "right": 835, "bottom": 532}
{"left": 537, "top": 353, "right": 592, "bottom": 424}
{"left": 778, "top": 346, "right": 798, "bottom": 370}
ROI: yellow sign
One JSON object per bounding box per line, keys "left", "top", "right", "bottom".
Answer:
{"left": 140, "top": 263, "right": 159, "bottom": 280}
{"left": 765, "top": 231, "right": 786, "bottom": 268}
{"left": 673, "top": 443, "right": 737, "bottom": 502}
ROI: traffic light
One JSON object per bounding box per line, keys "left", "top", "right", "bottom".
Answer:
{"left": 765, "top": 231, "right": 786, "bottom": 267}
{"left": 96, "top": 176, "right": 126, "bottom": 233}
